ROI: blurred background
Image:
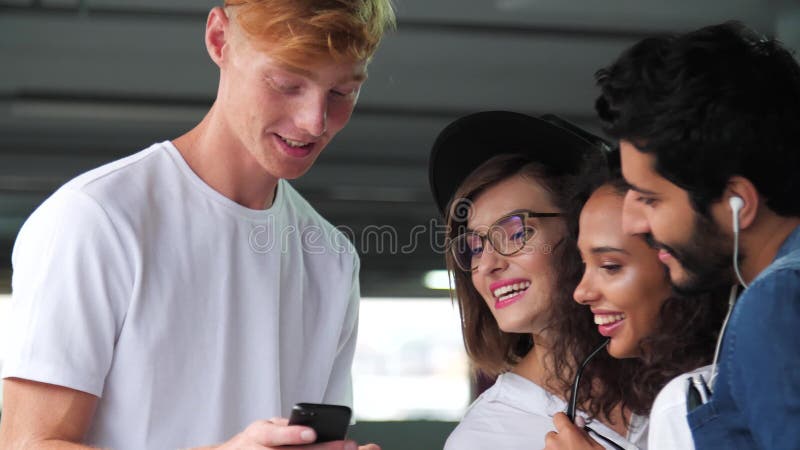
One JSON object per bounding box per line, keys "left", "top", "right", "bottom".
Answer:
{"left": 1, "top": 0, "right": 798, "bottom": 448}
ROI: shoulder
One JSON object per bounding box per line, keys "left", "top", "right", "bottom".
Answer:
{"left": 651, "top": 365, "right": 712, "bottom": 417}
{"left": 731, "top": 261, "right": 800, "bottom": 333}
{"left": 23, "top": 142, "right": 171, "bottom": 222}
{"left": 13, "top": 144, "right": 173, "bottom": 263}
{"left": 741, "top": 237, "right": 800, "bottom": 305}
{"left": 446, "top": 375, "right": 556, "bottom": 450}
{"left": 648, "top": 366, "right": 712, "bottom": 450}
{"left": 279, "top": 180, "right": 359, "bottom": 263}
{"left": 63, "top": 142, "right": 172, "bottom": 197}
{"left": 728, "top": 248, "right": 800, "bottom": 345}
{"left": 455, "top": 374, "right": 556, "bottom": 430}
{"left": 16, "top": 185, "right": 120, "bottom": 251}
{"left": 39, "top": 142, "right": 178, "bottom": 225}
{"left": 723, "top": 255, "right": 800, "bottom": 393}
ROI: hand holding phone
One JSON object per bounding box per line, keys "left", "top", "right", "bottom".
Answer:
{"left": 287, "top": 403, "right": 352, "bottom": 443}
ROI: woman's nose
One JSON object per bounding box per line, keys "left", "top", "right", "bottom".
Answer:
{"left": 474, "top": 240, "right": 507, "bottom": 275}
{"left": 573, "top": 273, "right": 599, "bottom": 305}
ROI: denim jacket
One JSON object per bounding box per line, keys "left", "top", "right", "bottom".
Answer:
{"left": 689, "top": 225, "right": 800, "bottom": 449}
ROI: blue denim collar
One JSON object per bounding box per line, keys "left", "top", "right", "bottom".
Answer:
{"left": 775, "top": 224, "right": 800, "bottom": 260}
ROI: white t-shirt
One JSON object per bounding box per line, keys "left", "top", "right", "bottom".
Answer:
{"left": 444, "top": 372, "right": 649, "bottom": 450}
{"left": 2, "top": 141, "right": 360, "bottom": 449}
{"left": 648, "top": 365, "right": 712, "bottom": 450}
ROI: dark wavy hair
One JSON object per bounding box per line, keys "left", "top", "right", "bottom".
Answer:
{"left": 549, "top": 152, "right": 728, "bottom": 420}
{"left": 595, "top": 21, "right": 800, "bottom": 217}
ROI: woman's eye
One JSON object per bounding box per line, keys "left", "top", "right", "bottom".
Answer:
{"left": 510, "top": 226, "right": 536, "bottom": 242}
{"left": 469, "top": 246, "right": 483, "bottom": 256}
{"left": 601, "top": 264, "right": 622, "bottom": 273}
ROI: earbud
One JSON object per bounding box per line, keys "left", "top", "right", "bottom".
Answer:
{"left": 729, "top": 196, "right": 743, "bottom": 234}
{"left": 728, "top": 195, "right": 749, "bottom": 289}
{"left": 729, "top": 196, "right": 744, "bottom": 215}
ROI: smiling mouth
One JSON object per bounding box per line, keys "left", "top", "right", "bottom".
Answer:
{"left": 594, "top": 313, "right": 626, "bottom": 326}
{"left": 277, "top": 134, "right": 313, "bottom": 149}
{"left": 492, "top": 281, "right": 531, "bottom": 301}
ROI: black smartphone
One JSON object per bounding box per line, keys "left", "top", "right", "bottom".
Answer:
{"left": 287, "top": 402, "right": 352, "bottom": 443}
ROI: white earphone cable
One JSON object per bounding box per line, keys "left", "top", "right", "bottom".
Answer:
{"left": 709, "top": 198, "right": 749, "bottom": 391}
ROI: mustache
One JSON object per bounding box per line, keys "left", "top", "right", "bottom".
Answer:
{"left": 642, "top": 233, "right": 677, "bottom": 255}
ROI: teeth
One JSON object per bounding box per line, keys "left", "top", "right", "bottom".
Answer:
{"left": 493, "top": 281, "right": 531, "bottom": 298}
{"left": 594, "top": 313, "right": 626, "bottom": 325}
{"left": 279, "top": 136, "right": 310, "bottom": 147}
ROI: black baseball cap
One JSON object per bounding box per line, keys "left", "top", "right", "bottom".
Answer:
{"left": 428, "top": 111, "right": 611, "bottom": 216}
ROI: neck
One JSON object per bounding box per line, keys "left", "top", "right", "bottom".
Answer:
{"left": 740, "top": 214, "right": 800, "bottom": 283}
{"left": 172, "top": 103, "right": 279, "bottom": 210}
{"left": 511, "top": 333, "right": 560, "bottom": 394}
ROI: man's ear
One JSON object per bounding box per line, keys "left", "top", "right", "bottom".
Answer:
{"left": 205, "top": 7, "right": 229, "bottom": 67}
{"left": 723, "top": 176, "right": 760, "bottom": 232}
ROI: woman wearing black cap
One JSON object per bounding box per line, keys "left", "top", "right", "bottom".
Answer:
{"left": 429, "top": 111, "right": 646, "bottom": 449}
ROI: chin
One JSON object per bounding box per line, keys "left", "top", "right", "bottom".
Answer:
{"left": 666, "top": 264, "right": 691, "bottom": 288}
{"left": 497, "top": 320, "right": 533, "bottom": 335}
{"left": 497, "top": 324, "right": 523, "bottom": 334}
{"left": 276, "top": 166, "right": 313, "bottom": 180}
{"left": 608, "top": 342, "right": 637, "bottom": 359}
{"left": 262, "top": 160, "right": 316, "bottom": 180}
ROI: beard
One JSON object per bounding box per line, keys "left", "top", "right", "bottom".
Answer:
{"left": 644, "top": 213, "right": 738, "bottom": 296}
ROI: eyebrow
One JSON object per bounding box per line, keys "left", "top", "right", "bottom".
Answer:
{"left": 279, "top": 64, "right": 368, "bottom": 84}
{"left": 346, "top": 71, "right": 368, "bottom": 83}
{"left": 590, "top": 246, "right": 629, "bottom": 255}
{"left": 465, "top": 208, "right": 529, "bottom": 232}
{"left": 626, "top": 182, "right": 659, "bottom": 196}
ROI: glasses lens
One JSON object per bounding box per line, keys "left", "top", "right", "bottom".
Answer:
{"left": 450, "top": 233, "right": 483, "bottom": 271}
{"left": 490, "top": 215, "right": 536, "bottom": 255}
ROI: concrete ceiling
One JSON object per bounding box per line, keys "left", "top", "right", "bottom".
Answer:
{"left": 0, "top": 0, "right": 796, "bottom": 296}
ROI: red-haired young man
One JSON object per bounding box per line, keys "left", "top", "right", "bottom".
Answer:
{"left": 0, "top": 2, "right": 395, "bottom": 449}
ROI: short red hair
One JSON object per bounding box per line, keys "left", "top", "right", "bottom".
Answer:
{"left": 223, "top": 0, "right": 395, "bottom": 67}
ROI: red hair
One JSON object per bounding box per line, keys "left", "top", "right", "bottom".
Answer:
{"left": 223, "top": 0, "right": 395, "bottom": 67}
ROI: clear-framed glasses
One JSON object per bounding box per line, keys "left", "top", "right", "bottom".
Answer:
{"left": 447, "top": 210, "right": 562, "bottom": 272}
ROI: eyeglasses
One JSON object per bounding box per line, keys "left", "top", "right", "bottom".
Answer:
{"left": 564, "top": 337, "right": 626, "bottom": 450}
{"left": 447, "top": 210, "right": 562, "bottom": 272}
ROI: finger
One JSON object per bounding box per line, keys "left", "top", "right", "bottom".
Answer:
{"left": 358, "top": 444, "right": 381, "bottom": 450}
{"left": 552, "top": 412, "right": 574, "bottom": 432}
{"left": 304, "top": 440, "right": 358, "bottom": 450}
{"left": 245, "top": 421, "right": 316, "bottom": 446}
{"left": 269, "top": 417, "right": 290, "bottom": 427}
{"left": 543, "top": 430, "right": 560, "bottom": 449}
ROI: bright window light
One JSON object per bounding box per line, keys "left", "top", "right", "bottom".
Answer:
{"left": 0, "top": 295, "right": 473, "bottom": 421}
{"left": 0, "top": 294, "right": 11, "bottom": 409}
{"left": 423, "top": 270, "right": 452, "bottom": 290}
{"left": 353, "top": 297, "right": 469, "bottom": 421}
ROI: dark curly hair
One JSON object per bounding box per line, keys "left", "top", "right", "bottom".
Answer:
{"left": 548, "top": 151, "right": 728, "bottom": 420}
{"left": 595, "top": 21, "right": 800, "bottom": 217}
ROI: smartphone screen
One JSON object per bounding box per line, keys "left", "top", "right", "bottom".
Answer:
{"left": 287, "top": 403, "right": 352, "bottom": 443}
